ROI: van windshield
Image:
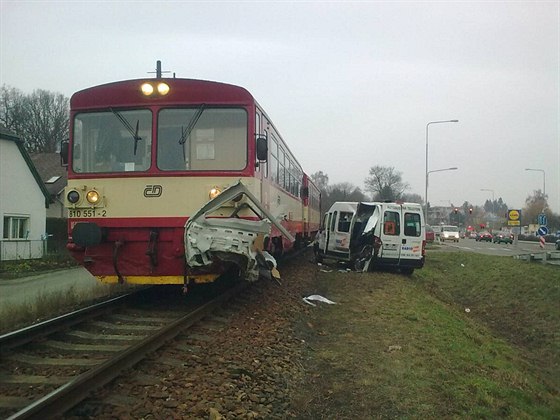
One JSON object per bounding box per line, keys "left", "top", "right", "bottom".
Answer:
{"left": 443, "top": 226, "right": 459, "bottom": 232}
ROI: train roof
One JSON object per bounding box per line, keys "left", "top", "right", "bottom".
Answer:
{"left": 71, "top": 78, "right": 255, "bottom": 109}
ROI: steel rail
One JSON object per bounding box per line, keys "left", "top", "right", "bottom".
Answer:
{"left": 7, "top": 281, "right": 247, "bottom": 420}
{"left": 0, "top": 291, "right": 144, "bottom": 352}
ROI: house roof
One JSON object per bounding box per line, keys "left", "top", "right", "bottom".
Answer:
{"left": 30, "top": 152, "right": 68, "bottom": 198}
{"left": 0, "top": 125, "right": 51, "bottom": 207}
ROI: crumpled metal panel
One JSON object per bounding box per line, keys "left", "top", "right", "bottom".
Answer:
{"left": 184, "top": 180, "right": 294, "bottom": 281}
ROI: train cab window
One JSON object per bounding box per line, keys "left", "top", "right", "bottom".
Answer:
{"left": 157, "top": 108, "right": 247, "bottom": 171}
{"left": 72, "top": 109, "right": 152, "bottom": 173}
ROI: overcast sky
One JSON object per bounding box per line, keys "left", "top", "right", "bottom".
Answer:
{"left": 1, "top": 1, "right": 558, "bottom": 214}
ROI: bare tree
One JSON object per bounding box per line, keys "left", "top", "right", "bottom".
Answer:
{"left": 323, "top": 182, "right": 367, "bottom": 211}
{"left": 310, "top": 171, "right": 329, "bottom": 193}
{"left": 0, "top": 85, "right": 69, "bottom": 152}
{"left": 401, "top": 193, "right": 423, "bottom": 204}
{"left": 364, "top": 165, "right": 409, "bottom": 201}
{"left": 0, "top": 85, "right": 28, "bottom": 136}
{"left": 522, "top": 190, "right": 549, "bottom": 225}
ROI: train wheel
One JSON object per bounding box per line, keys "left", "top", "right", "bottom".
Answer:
{"left": 271, "top": 237, "right": 283, "bottom": 260}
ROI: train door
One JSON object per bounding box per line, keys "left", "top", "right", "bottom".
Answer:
{"left": 255, "top": 111, "right": 266, "bottom": 204}
{"left": 302, "top": 175, "right": 310, "bottom": 238}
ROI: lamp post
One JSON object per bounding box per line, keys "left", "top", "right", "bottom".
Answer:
{"left": 480, "top": 188, "right": 495, "bottom": 229}
{"left": 525, "top": 168, "right": 546, "bottom": 197}
{"left": 426, "top": 167, "right": 458, "bottom": 223}
{"left": 425, "top": 120, "right": 459, "bottom": 223}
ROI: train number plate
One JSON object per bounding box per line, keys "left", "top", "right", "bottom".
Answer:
{"left": 68, "top": 209, "right": 107, "bottom": 218}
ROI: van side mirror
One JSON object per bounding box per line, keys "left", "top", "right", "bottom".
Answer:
{"left": 256, "top": 136, "right": 268, "bottom": 161}
{"left": 60, "top": 140, "right": 69, "bottom": 167}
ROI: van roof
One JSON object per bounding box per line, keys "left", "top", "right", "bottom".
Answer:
{"left": 326, "top": 201, "right": 423, "bottom": 213}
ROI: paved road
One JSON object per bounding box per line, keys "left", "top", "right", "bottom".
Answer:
{"left": 441, "top": 239, "right": 560, "bottom": 266}
{"left": 0, "top": 267, "right": 108, "bottom": 309}
{"left": 438, "top": 238, "right": 558, "bottom": 258}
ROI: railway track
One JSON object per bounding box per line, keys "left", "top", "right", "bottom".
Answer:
{"left": 0, "top": 282, "right": 247, "bottom": 419}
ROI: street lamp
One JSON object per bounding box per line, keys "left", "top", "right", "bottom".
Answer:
{"left": 480, "top": 188, "right": 495, "bottom": 229}
{"left": 425, "top": 120, "right": 459, "bottom": 222}
{"left": 426, "top": 167, "right": 458, "bottom": 223}
{"left": 525, "top": 168, "right": 546, "bottom": 197}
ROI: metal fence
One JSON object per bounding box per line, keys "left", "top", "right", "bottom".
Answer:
{"left": 0, "top": 238, "right": 68, "bottom": 261}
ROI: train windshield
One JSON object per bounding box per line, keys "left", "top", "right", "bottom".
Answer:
{"left": 72, "top": 109, "right": 152, "bottom": 173}
{"left": 157, "top": 107, "right": 247, "bottom": 171}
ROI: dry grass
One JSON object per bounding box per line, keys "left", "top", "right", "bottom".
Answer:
{"left": 0, "top": 282, "right": 128, "bottom": 334}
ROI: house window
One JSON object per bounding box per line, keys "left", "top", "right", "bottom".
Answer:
{"left": 3, "top": 216, "right": 30, "bottom": 240}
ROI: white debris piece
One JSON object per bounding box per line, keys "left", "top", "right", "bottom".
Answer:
{"left": 303, "top": 295, "right": 337, "bottom": 306}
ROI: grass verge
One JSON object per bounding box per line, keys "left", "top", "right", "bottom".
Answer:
{"left": 292, "top": 252, "right": 559, "bottom": 418}
{"left": 0, "top": 255, "right": 78, "bottom": 279}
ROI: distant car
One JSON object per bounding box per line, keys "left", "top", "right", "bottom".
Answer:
{"left": 440, "top": 225, "right": 460, "bottom": 242}
{"left": 425, "top": 225, "right": 435, "bottom": 243}
{"left": 468, "top": 231, "right": 478, "bottom": 239}
{"left": 493, "top": 231, "right": 513, "bottom": 244}
{"left": 476, "top": 231, "right": 493, "bottom": 242}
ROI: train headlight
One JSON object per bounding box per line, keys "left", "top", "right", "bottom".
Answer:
{"left": 141, "top": 83, "right": 154, "bottom": 96}
{"left": 157, "top": 82, "right": 170, "bottom": 95}
{"left": 209, "top": 187, "right": 221, "bottom": 200}
{"left": 86, "top": 190, "right": 100, "bottom": 204}
{"left": 67, "top": 190, "right": 80, "bottom": 204}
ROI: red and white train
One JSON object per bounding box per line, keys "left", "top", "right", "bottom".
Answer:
{"left": 62, "top": 70, "right": 321, "bottom": 287}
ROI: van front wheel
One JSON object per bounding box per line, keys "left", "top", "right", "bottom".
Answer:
{"left": 354, "top": 245, "right": 373, "bottom": 272}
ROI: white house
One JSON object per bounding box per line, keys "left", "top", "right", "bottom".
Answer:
{"left": 0, "top": 126, "right": 50, "bottom": 260}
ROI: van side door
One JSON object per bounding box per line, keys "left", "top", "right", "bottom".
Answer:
{"left": 402, "top": 210, "right": 423, "bottom": 260}
{"left": 318, "top": 212, "right": 331, "bottom": 253}
{"left": 379, "top": 208, "right": 402, "bottom": 264}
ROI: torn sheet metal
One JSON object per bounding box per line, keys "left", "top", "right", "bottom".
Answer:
{"left": 185, "top": 180, "right": 294, "bottom": 281}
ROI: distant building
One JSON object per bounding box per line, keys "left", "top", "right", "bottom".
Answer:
{"left": 0, "top": 126, "right": 50, "bottom": 260}
{"left": 429, "top": 206, "right": 452, "bottom": 225}
{"left": 30, "top": 152, "right": 68, "bottom": 218}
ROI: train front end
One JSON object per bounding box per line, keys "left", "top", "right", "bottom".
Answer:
{"left": 64, "top": 78, "right": 282, "bottom": 286}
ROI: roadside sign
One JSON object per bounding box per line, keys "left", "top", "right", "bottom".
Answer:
{"left": 537, "top": 213, "right": 547, "bottom": 226}
{"left": 537, "top": 226, "right": 548, "bottom": 236}
{"left": 507, "top": 209, "right": 521, "bottom": 226}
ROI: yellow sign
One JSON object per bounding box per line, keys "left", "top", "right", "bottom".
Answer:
{"left": 507, "top": 209, "right": 521, "bottom": 226}
{"left": 508, "top": 209, "right": 520, "bottom": 221}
